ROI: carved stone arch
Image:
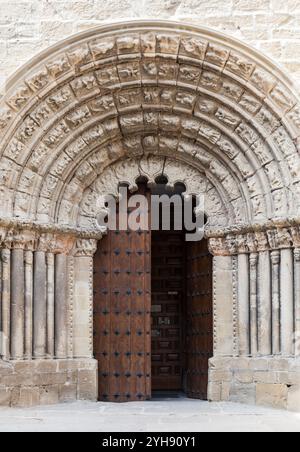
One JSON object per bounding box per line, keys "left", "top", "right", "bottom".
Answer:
{"left": 76, "top": 155, "right": 230, "bottom": 230}
{"left": 0, "top": 21, "right": 299, "bottom": 230}
{"left": 1, "top": 20, "right": 300, "bottom": 409}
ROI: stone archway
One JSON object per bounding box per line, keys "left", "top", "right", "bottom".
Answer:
{"left": 0, "top": 20, "right": 300, "bottom": 409}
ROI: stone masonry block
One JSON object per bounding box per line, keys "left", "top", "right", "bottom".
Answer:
{"left": 77, "top": 369, "right": 97, "bottom": 401}
{"left": 35, "top": 360, "right": 58, "bottom": 374}
{"left": 287, "top": 385, "right": 300, "bottom": 412}
{"left": 16, "top": 387, "right": 40, "bottom": 407}
{"left": 39, "top": 386, "right": 59, "bottom": 405}
{"left": 0, "top": 387, "right": 11, "bottom": 406}
{"left": 58, "top": 383, "right": 77, "bottom": 402}
{"left": 209, "top": 370, "right": 232, "bottom": 382}
{"left": 256, "top": 384, "right": 288, "bottom": 410}
{"left": 207, "top": 382, "right": 221, "bottom": 402}
{"left": 230, "top": 383, "right": 256, "bottom": 405}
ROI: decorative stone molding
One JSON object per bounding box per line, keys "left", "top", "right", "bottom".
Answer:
{"left": 0, "top": 21, "right": 298, "bottom": 235}
{"left": 77, "top": 155, "right": 229, "bottom": 230}
{"left": 208, "top": 225, "right": 300, "bottom": 255}
{"left": 74, "top": 239, "right": 98, "bottom": 257}
{"left": 1, "top": 20, "right": 300, "bottom": 411}
{"left": 37, "top": 233, "right": 75, "bottom": 255}
{"left": 0, "top": 228, "right": 76, "bottom": 254}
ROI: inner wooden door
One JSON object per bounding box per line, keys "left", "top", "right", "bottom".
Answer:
{"left": 151, "top": 229, "right": 185, "bottom": 391}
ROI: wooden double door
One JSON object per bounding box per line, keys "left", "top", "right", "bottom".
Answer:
{"left": 93, "top": 187, "right": 213, "bottom": 402}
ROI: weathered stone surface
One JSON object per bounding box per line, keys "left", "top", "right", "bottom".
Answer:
{"left": 287, "top": 385, "right": 300, "bottom": 412}
{"left": 0, "top": 0, "right": 299, "bottom": 91}
{"left": 0, "top": 14, "right": 300, "bottom": 413}
{"left": 39, "top": 386, "right": 59, "bottom": 406}
{"left": 77, "top": 370, "right": 98, "bottom": 401}
{"left": 0, "top": 359, "right": 97, "bottom": 407}
{"left": 0, "top": 387, "right": 11, "bottom": 406}
{"left": 17, "top": 387, "right": 40, "bottom": 407}
{"left": 256, "top": 384, "right": 288, "bottom": 409}
{"left": 230, "top": 383, "right": 256, "bottom": 405}
{"left": 207, "top": 382, "right": 221, "bottom": 402}
{"left": 59, "top": 383, "right": 77, "bottom": 403}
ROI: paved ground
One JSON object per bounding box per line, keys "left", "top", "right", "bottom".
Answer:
{"left": 0, "top": 398, "right": 299, "bottom": 432}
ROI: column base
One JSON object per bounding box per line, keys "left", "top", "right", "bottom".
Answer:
{"left": 208, "top": 357, "right": 300, "bottom": 412}
{"left": 0, "top": 358, "right": 98, "bottom": 407}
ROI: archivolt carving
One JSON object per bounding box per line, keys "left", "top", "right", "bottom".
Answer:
{"left": 76, "top": 155, "right": 229, "bottom": 230}
{"left": 0, "top": 21, "right": 299, "bottom": 236}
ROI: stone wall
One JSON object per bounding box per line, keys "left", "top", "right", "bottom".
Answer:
{"left": 1, "top": 0, "right": 300, "bottom": 94}
{"left": 209, "top": 357, "right": 300, "bottom": 411}
{"left": 0, "top": 359, "right": 97, "bottom": 407}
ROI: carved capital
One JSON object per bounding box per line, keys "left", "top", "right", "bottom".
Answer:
{"left": 10, "top": 230, "right": 37, "bottom": 250}
{"left": 37, "top": 233, "right": 75, "bottom": 254}
{"left": 236, "top": 234, "right": 248, "bottom": 254}
{"left": 269, "top": 228, "right": 293, "bottom": 250}
{"left": 1, "top": 248, "right": 11, "bottom": 264}
{"left": 255, "top": 231, "right": 269, "bottom": 252}
{"left": 225, "top": 234, "right": 238, "bottom": 255}
{"left": 291, "top": 226, "right": 300, "bottom": 248}
{"left": 247, "top": 233, "right": 258, "bottom": 253}
{"left": 74, "top": 239, "right": 98, "bottom": 257}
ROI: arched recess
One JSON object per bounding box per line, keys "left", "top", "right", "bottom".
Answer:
{"left": 0, "top": 21, "right": 300, "bottom": 409}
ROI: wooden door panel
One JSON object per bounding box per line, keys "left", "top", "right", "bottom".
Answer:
{"left": 151, "top": 231, "right": 185, "bottom": 391}
{"left": 185, "top": 239, "right": 213, "bottom": 400}
{"left": 94, "top": 186, "right": 151, "bottom": 402}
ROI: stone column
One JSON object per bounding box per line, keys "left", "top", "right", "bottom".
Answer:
{"left": 249, "top": 253, "right": 258, "bottom": 356}
{"left": 33, "top": 251, "right": 47, "bottom": 359}
{"left": 46, "top": 253, "right": 55, "bottom": 358}
{"left": 257, "top": 251, "right": 272, "bottom": 356}
{"left": 73, "top": 239, "right": 97, "bottom": 359}
{"left": 271, "top": 250, "right": 281, "bottom": 355}
{"left": 24, "top": 250, "right": 33, "bottom": 360}
{"left": 55, "top": 253, "right": 68, "bottom": 359}
{"left": 280, "top": 248, "right": 294, "bottom": 356}
{"left": 212, "top": 255, "right": 234, "bottom": 356}
{"left": 237, "top": 253, "right": 250, "bottom": 356}
{"left": 67, "top": 255, "right": 75, "bottom": 359}
{"left": 295, "top": 249, "right": 300, "bottom": 357}
{"left": 1, "top": 249, "right": 11, "bottom": 360}
{"left": 10, "top": 247, "right": 25, "bottom": 360}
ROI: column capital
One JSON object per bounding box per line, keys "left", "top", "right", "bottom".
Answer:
{"left": 207, "top": 237, "right": 228, "bottom": 256}
{"left": 37, "top": 233, "right": 75, "bottom": 254}
{"left": 267, "top": 228, "right": 293, "bottom": 250}
{"left": 207, "top": 225, "right": 297, "bottom": 256}
{"left": 10, "top": 231, "right": 37, "bottom": 250}
{"left": 74, "top": 239, "right": 98, "bottom": 257}
{"left": 1, "top": 248, "right": 11, "bottom": 263}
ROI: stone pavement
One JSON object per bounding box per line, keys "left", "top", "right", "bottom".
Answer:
{"left": 0, "top": 398, "right": 299, "bottom": 432}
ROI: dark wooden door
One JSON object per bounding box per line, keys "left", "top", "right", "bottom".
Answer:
{"left": 151, "top": 230, "right": 185, "bottom": 391}
{"left": 94, "top": 185, "right": 151, "bottom": 402}
{"left": 185, "top": 239, "right": 213, "bottom": 400}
